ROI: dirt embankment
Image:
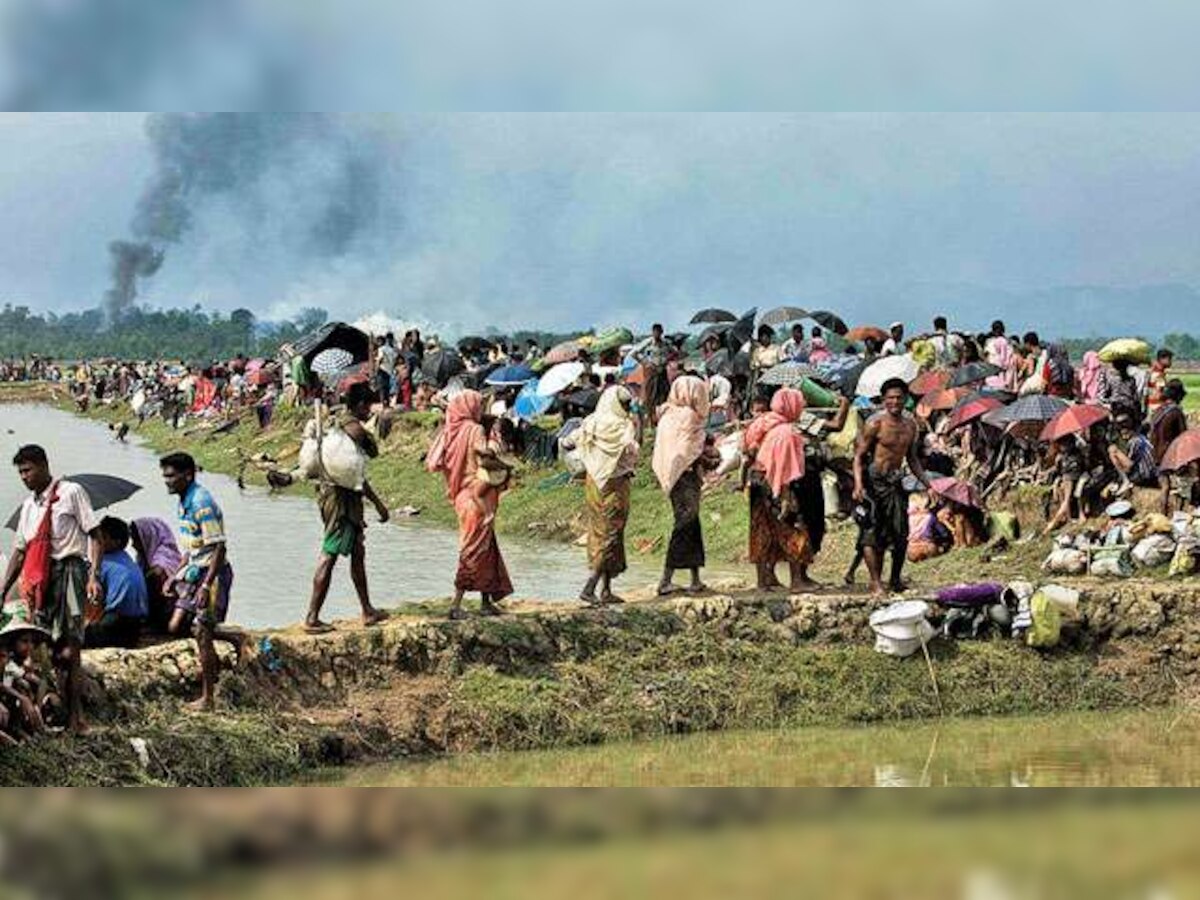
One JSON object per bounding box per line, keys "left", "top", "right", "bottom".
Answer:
{"left": 4, "top": 576, "right": 1197, "bottom": 786}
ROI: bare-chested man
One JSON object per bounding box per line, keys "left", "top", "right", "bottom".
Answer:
{"left": 853, "top": 378, "right": 931, "bottom": 597}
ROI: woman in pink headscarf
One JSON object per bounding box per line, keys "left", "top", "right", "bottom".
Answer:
{"left": 426, "top": 390, "right": 513, "bottom": 619}
{"left": 1077, "top": 350, "right": 1104, "bottom": 403}
{"left": 743, "top": 387, "right": 817, "bottom": 591}
{"left": 652, "top": 376, "right": 719, "bottom": 595}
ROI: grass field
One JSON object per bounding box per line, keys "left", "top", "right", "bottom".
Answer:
{"left": 1181, "top": 373, "right": 1200, "bottom": 415}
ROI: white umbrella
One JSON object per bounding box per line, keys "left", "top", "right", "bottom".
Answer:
{"left": 536, "top": 361, "right": 586, "bottom": 397}
{"left": 856, "top": 354, "right": 921, "bottom": 399}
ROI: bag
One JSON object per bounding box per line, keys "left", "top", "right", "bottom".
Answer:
{"left": 1091, "top": 548, "right": 1133, "bottom": 578}
{"left": 1098, "top": 339, "right": 1152, "bottom": 366}
{"left": 299, "top": 412, "right": 367, "bottom": 491}
{"left": 1043, "top": 548, "right": 1087, "bottom": 576}
{"left": 17, "top": 481, "right": 59, "bottom": 613}
{"left": 869, "top": 601, "right": 934, "bottom": 658}
{"left": 1132, "top": 535, "right": 1176, "bottom": 569}
{"left": 1027, "top": 591, "right": 1062, "bottom": 649}
{"left": 1039, "top": 584, "right": 1081, "bottom": 618}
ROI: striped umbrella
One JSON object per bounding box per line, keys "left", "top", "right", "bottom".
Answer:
{"left": 986, "top": 395, "right": 1070, "bottom": 426}
{"left": 758, "top": 362, "right": 825, "bottom": 388}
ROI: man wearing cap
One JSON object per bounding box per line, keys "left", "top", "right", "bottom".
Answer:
{"left": 1, "top": 445, "right": 102, "bottom": 733}
{"left": 881, "top": 323, "right": 905, "bottom": 357}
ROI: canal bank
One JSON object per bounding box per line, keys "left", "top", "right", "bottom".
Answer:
{"left": 1, "top": 578, "right": 1192, "bottom": 786}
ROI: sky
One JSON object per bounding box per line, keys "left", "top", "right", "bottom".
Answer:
{"left": 2, "top": 112, "right": 1200, "bottom": 338}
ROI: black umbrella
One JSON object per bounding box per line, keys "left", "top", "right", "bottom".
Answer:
{"left": 6, "top": 474, "right": 141, "bottom": 531}
{"left": 948, "top": 362, "right": 1002, "bottom": 388}
{"left": 759, "top": 305, "right": 810, "bottom": 327}
{"left": 985, "top": 395, "right": 1070, "bottom": 426}
{"left": 457, "top": 336, "right": 493, "bottom": 354}
{"left": 420, "top": 348, "right": 466, "bottom": 386}
{"left": 696, "top": 323, "right": 733, "bottom": 347}
{"left": 699, "top": 349, "right": 734, "bottom": 377}
{"left": 561, "top": 387, "right": 600, "bottom": 413}
{"left": 808, "top": 310, "right": 849, "bottom": 336}
{"left": 689, "top": 308, "right": 739, "bottom": 325}
{"left": 729, "top": 307, "right": 760, "bottom": 349}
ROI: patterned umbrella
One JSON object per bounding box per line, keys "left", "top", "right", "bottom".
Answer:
{"left": 689, "top": 308, "right": 739, "bottom": 324}
{"left": 1160, "top": 430, "right": 1200, "bottom": 472}
{"left": 514, "top": 380, "right": 555, "bottom": 421}
{"left": 909, "top": 368, "right": 951, "bottom": 396}
{"left": 759, "top": 305, "right": 810, "bottom": 326}
{"left": 310, "top": 347, "right": 354, "bottom": 376}
{"left": 948, "top": 362, "right": 1002, "bottom": 388}
{"left": 1039, "top": 404, "right": 1111, "bottom": 443}
{"left": 545, "top": 340, "right": 583, "bottom": 365}
{"left": 948, "top": 397, "right": 1004, "bottom": 430}
{"left": 758, "top": 362, "right": 824, "bottom": 387}
{"left": 814, "top": 357, "right": 870, "bottom": 398}
{"left": 986, "top": 395, "right": 1069, "bottom": 426}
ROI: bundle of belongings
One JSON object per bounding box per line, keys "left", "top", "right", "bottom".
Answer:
{"left": 869, "top": 581, "right": 1083, "bottom": 656}
{"left": 1041, "top": 500, "right": 1200, "bottom": 578}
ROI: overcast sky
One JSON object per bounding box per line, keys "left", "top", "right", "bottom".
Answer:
{"left": 3, "top": 112, "right": 1200, "bottom": 336}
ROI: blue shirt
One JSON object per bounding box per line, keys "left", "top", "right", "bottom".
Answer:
{"left": 98, "top": 551, "right": 149, "bottom": 619}
{"left": 177, "top": 482, "right": 227, "bottom": 569}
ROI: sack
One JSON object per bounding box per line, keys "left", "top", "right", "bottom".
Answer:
{"left": 988, "top": 511, "right": 1021, "bottom": 543}
{"left": 1027, "top": 591, "right": 1063, "bottom": 649}
{"left": 1169, "top": 541, "right": 1199, "bottom": 577}
{"left": 1098, "top": 339, "right": 1152, "bottom": 366}
{"left": 1132, "top": 535, "right": 1176, "bottom": 569}
{"left": 826, "top": 409, "right": 860, "bottom": 462}
{"left": 1043, "top": 548, "right": 1087, "bottom": 576}
{"left": 1091, "top": 548, "right": 1133, "bottom": 578}
{"left": 935, "top": 583, "right": 1003, "bottom": 608}
{"left": 299, "top": 418, "right": 367, "bottom": 490}
{"left": 869, "top": 601, "right": 934, "bottom": 658}
{"left": 1039, "top": 584, "right": 1081, "bottom": 618}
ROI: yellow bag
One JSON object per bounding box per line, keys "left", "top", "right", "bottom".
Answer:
{"left": 1027, "top": 591, "right": 1062, "bottom": 649}
{"left": 827, "top": 408, "right": 861, "bottom": 461}
{"left": 1098, "top": 339, "right": 1151, "bottom": 366}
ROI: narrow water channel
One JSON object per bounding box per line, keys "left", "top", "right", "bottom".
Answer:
{"left": 0, "top": 404, "right": 655, "bottom": 628}
{"left": 330, "top": 709, "right": 1200, "bottom": 787}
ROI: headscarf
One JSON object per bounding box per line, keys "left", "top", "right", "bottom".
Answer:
{"left": 807, "top": 338, "right": 832, "bottom": 364}
{"left": 131, "top": 517, "right": 183, "bottom": 575}
{"left": 577, "top": 386, "right": 638, "bottom": 491}
{"left": 744, "top": 388, "right": 807, "bottom": 498}
{"left": 1079, "top": 351, "right": 1103, "bottom": 402}
{"left": 426, "top": 389, "right": 485, "bottom": 498}
{"left": 652, "top": 376, "right": 711, "bottom": 494}
{"left": 985, "top": 335, "right": 1016, "bottom": 391}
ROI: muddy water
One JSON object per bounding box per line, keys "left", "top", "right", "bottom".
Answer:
{"left": 332, "top": 709, "right": 1200, "bottom": 786}
{"left": 0, "top": 404, "right": 656, "bottom": 628}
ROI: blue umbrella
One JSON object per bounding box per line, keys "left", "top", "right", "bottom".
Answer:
{"left": 514, "top": 380, "right": 554, "bottom": 421}
{"left": 484, "top": 364, "right": 535, "bottom": 387}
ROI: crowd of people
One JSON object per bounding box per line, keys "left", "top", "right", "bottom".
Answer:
{"left": 0, "top": 311, "right": 1195, "bottom": 740}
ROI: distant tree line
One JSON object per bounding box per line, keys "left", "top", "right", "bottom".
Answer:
{"left": 0, "top": 303, "right": 330, "bottom": 362}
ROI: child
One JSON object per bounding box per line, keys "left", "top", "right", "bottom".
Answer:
{"left": 0, "top": 621, "right": 50, "bottom": 737}
{"left": 84, "top": 517, "right": 149, "bottom": 650}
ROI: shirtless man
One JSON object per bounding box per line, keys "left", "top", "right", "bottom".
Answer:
{"left": 853, "top": 378, "right": 932, "bottom": 597}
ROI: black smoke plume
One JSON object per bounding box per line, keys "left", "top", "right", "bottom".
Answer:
{"left": 103, "top": 240, "right": 164, "bottom": 322}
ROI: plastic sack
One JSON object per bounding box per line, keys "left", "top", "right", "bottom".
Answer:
{"left": 299, "top": 418, "right": 367, "bottom": 490}
{"left": 1098, "top": 339, "right": 1152, "bottom": 366}
{"left": 1043, "top": 548, "right": 1087, "bottom": 576}
{"left": 1039, "top": 584, "right": 1081, "bottom": 618}
{"left": 1091, "top": 548, "right": 1133, "bottom": 578}
{"left": 869, "top": 601, "right": 934, "bottom": 658}
{"left": 1132, "top": 535, "right": 1176, "bottom": 569}
{"left": 1169, "top": 539, "right": 1200, "bottom": 577}
{"left": 1027, "top": 591, "right": 1063, "bottom": 649}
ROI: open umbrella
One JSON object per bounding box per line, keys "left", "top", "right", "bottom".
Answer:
{"left": 514, "top": 380, "right": 555, "bottom": 421}
{"left": 814, "top": 357, "right": 870, "bottom": 398}
{"left": 909, "top": 369, "right": 951, "bottom": 396}
{"left": 309, "top": 347, "right": 354, "bottom": 376}
{"left": 562, "top": 387, "right": 600, "bottom": 413}
{"left": 949, "top": 362, "right": 1002, "bottom": 388}
{"left": 916, "top": 388, "right": 967, "bottom": 418}
{"left": 948, "top": 397, "right": 1004, "bottom": 430}
{"left": 485, "top": 364, "right": 535, "bottom": 387}
{"left": 930, "top": 476, "right": 982, "bottom": 509}
{"left": 729, "top": 307, "right": 759, "bottom": 349}
{"left": 1039, "top": 404, "right": 1110, "bottom": 443}
{"left": 6, "top": 475, "right": 142, "bottom": 531}
{"left": 856, "top": 355, "right": 921, "bottom": 398}
{"left": 536, "top": 361, "right": 586, "bottom": 397}
{"left": 808, "top": 310, "right": 849, "bottom": 336}
{"left": 1161, "top": 430, "right": 1200, "bottom": 472}
{"left": 544, "top": 340, "right": 583, "bottom": 365}
{"left": 758, "top": 362, "right": 824, "bottom": 388}
{"left": 457, "top": 336, "right": 492, "bottom": 355}
{"left": 421, "top": 348, "right": 466, "bottom": 386}
{"left": 759, "top": 305, "right": 809, "bottom": 327}
{"left": 845, "top": 325, "right": 889, "bottom": 344}
{"left": 689, "top": 308, "right": 739, "bottom": 325}
{"left": 986, "top": 395, "right": 1069, "bottom": 427}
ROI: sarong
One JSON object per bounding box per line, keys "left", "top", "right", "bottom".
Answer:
{"left": 585, "top": 475, "right": 630, "bottom": 577}
{"left": 318, "top": 483, "right": 365, "bottom": 558}
{"left": 666, "top": 469, "right": 705, "bottom": 570}
{"left": 36, "top": 556, "right": 88, "bottom": 645}
{"left": 748, "top": 478, "right": 813, "bottom": 567}
{"left": 857, "top": 466, "right": 909, "bottom": 553}
{"left": 453, "top": 488, "right": 514, "bottom": 599}
{"left": 645, "top": 367, "right": 670, "bottom": 411}
{"left": 173, "top": 563, "right": 234, "bottom": 626}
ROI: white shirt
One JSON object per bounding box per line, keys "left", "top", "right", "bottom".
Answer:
{"left": 13, "top": 479, "right": 100, "bottom": 561}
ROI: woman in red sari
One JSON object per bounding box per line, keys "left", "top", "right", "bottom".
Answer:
{"left": 426, "top": 390, "right": 513, "bottom": 620}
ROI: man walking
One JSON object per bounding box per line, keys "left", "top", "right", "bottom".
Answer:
{"left": 160, "top": 452, "right": 243, "bottom": 711}
{"left": 305, "top": 382, "right": 390, "bottom": 634}
{"left": 853, "top": 380, "right": 932, "bottom": 597}
{"left": 1, "top": 445, "right": 101, "bottom": 732}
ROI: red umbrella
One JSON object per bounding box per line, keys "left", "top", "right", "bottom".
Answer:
{"left": 1039, "top": 404, "right": 1110, "bottom": 443}
{"left": 909, "top": 369, "right": 951, "bottom": 396}
{"left": 948, "top": 397, "right": 1004, "bottom": 430}
{"left": 1160, "top": 430, "right": 1200, "bottom": 472}
{"left": 845, "top": 325, "right": 889, "bottom": 344}
{"left": 930, "top": 476, "right": 982, "bottom": 508}
{"left": 921, "top": 387, "right": 967, "bottom": 412}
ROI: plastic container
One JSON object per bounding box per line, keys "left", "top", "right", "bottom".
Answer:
{"left": 799, "top": 377, "right": 839, "bottom": 409}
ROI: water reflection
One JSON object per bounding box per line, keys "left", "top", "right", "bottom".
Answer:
{"left": 333, "top": 710, "right": 1200, "bottom": 787}
{"left": 0, "top": 404, "right": 654, "bottom": 628}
